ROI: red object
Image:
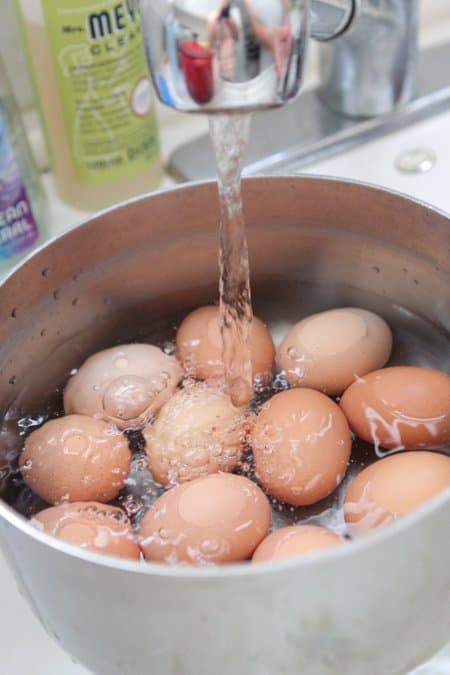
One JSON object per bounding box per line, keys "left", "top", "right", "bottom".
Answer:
{"left": 180, "top": 40, "right": 214, "bottom": 104}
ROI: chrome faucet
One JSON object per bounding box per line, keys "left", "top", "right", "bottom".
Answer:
{"left": 140, "top": 0, "right": 417, "bottom": 118}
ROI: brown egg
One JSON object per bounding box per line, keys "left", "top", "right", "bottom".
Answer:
{"left": 340, "top": 366, "right": 450, "bottom": 451}
{"left": 277, "top": 308, "right": 392, "bottom": 395}
{"left": 344, "top": 451, "right": 450, "bottom": 534}
{"left": 252, "top": 525, "right": 345, "bottom": 562}
{"left": 176, "top": 305, "right": 275, "bottom": 386}
{"left": 64, "top": 344, "right": 183, "bottom": 430}
{"left": 144, "top": 381, "right": 252, "bottom": 486}
{"left": 252, "top": 388, "right": 351, "bottom": 506}
{"left": 31, "top": 502, "right": 140, "bottom": 559}
{"left": 19, "top": 415, "right": 131, "bottom": 504}
{"left": 139, "top": 473, "right": 271, "bottom": 565}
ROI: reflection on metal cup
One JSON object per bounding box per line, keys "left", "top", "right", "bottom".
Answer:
{"left": 180, "top": 40, "right": 215, "bottom": 104}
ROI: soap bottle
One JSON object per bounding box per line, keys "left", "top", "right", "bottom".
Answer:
{"left": 15, "top": 0, "right": 162, "bottom": 212}
{"left": 0, "top": 55, "right": 48, "bottom": 276}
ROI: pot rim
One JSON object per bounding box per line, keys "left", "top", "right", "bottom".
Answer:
{"left": 2, "top": 173, "right": 449, "bottom": 287}
{"left": 1, "top": 487, "right": 449, "bottom": 577}
{"left": 0, "top": 174, "right": 449, "bottom": 578}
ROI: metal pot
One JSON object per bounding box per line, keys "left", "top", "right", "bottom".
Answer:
{"left": 0, "top": 177, "right": 449, "bottom": 675}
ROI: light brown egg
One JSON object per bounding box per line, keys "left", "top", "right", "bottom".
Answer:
{"left": 344, "top": 451, "right": 450, "bottom": 534}
{"left": 64, "top": 344, "right": 183, "bottom": 430}
{"left": 176, "top": 305, "right": 275, "bottom": 386}
{"left": 139, "top": 473, "right": 271, "bottom": 565}
{"left": 277, "top": 307, "right": 392, "bottom": 395}
{"left": 252, "top": 388, "right": 351, "bottom": 506}
{"left": 340, "top": 366, "right": 450, "bottom": 451}
{"left": 31, "top": 502, "right": 140, "bottom": 560}
{"left": 19, "top": 415, "right": 131, "bottom": 504}
{"left": 252, "top": 524, "right": 345, "bottom": 562}
{"left": 144, "top": 381, "right": 251, "bottom": 486}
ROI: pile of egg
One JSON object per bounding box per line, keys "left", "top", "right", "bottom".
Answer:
{"left": 19, "top": 305, "right": 450, "bottom": 566}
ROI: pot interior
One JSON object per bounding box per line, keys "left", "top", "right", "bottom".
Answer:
{"left": 0, "top": 177, "right": 448, "bottom": 525}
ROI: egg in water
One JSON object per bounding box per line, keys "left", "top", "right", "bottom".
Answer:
{"left": 344, "top": 450, "right": 450, "bottom": 534}
{"left": 277, "top": 307, "right": 392, "bottom": 395}
{"left": 19, "top": 415, "right": 131, "bottom": 504}
{"left": 64, "top": 344, "right": 183, "bottom": 430}
{"left": 144, "top": 381, "right": 252, "bottom": 485}
{"left": 139, "top": 473, "right": 271, "bottom": 565}
{"left": 340, "top": 366, "right": 450, "bottom": 452}
{"left": 176, "top": 305, "right": 275, "bottom": 387}
{"left": 32, "top": 502, "right": 140, "bottom": 559}
{"left": 252, "top": 388, "right": 352, "bottom": 506}
{"left": 252, "top": 525, "right": 345, "bottom": 562}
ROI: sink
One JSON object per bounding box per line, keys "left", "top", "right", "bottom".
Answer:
{"left": 297, "top": 106, "right": 450, "bottom": 214}
{"left": 170, "top": 41, "right": 450, "bottom": 216}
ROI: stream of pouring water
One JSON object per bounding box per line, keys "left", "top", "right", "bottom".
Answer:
{"left": 209, "top": 114, "right": 253, "bottom": 407}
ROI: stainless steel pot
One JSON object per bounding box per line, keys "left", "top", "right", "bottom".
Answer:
{"left": 0, "top": 177, "right": 449, "bottom": 675}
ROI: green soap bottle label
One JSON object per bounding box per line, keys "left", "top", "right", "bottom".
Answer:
{"left": 40, "top": 0, "right": 159, "bottom": 184}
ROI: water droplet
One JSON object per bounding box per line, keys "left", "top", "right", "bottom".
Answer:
{"left": 162, "top": 342, "right": 176, "bottom": 355}
{"left": 200, "top": 538, "right": 220, "bottom": 555}
{"left": 114, "top": 357, "right": 129, "bottom": 370}
{"left": 9, "top": 376, "right": 16, "bottom": 385}
{"left": 158, "top": 528, "right": 171, "bottom": 541}
{"left": 41, "top": 268, "right": 50, "bottom": 278}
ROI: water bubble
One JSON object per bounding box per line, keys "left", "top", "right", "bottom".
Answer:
{"left": 287, "top": 347, "right": 305, "bottom": 365}
{"left": 123, "top": 498, "right": 143, "bottom": 517}
{"left": 114, "top": 357, "right": 129, "bottom": 370}
{"left": 103, "top": 375, "right": 153, "bottom": 420}
{"left": 162, "top": 341, "right": 176, "bottom": 355}
{"left": 200, "top": 538, "right": 220, "bottom": 555}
